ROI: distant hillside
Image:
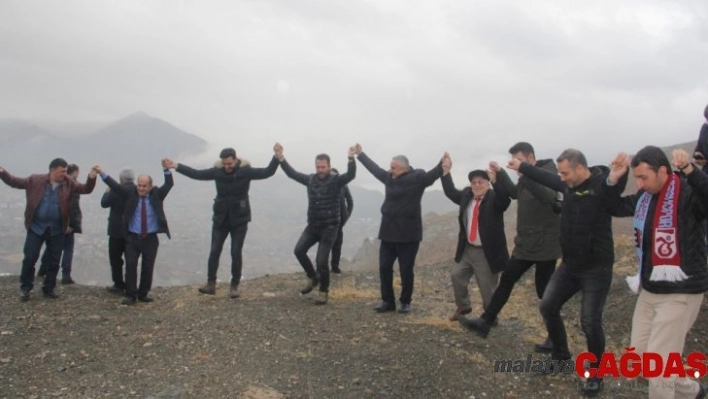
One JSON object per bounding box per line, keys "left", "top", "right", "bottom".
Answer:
{"left": 0, "top": 112, "right": 207, "bottom": 174}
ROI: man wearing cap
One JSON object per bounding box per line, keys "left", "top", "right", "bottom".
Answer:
{"left": 441, "top": 155, "right": 511, "bottom": 321}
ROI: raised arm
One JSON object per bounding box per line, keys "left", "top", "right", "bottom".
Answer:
{"left": 0, "top": 167, "right": 29, "bottom": 189}
{"left": 488, "top": 169, "right": 512, "bottom": 212}
{"left": 335, "top": 147, "right": 357, "bottom": 187}
{"left": 69, "top": 168, "right": 97, "bottom": 195}
{"left": 279, "top": 160, "right": 310, "bottom": 186}
{"left": 354, "top": 144, "right": 389, "bottom": 183}
{"left": 492, "top": 162, "right": 518, "bottom": 199}
{"left": 171, "top": 159, "right": 217, "bottom": 181}
{"left": 515, "top": 161, "right": 565, "bottom": 192}
{"left": 418, "top": 155, "right": 444, "bottom": 188}
{"left": 97, "top": 166, "right": 130, "bottom": 198}
{"left": 245, "top": 156, "right": 280, "bottom": 180}
{"left": 157, "top": 164, "right": 174, "bottom": 200}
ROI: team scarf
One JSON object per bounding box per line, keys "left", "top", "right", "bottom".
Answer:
{"left": 626, "top": 173, "right": 687, "bottom": 293}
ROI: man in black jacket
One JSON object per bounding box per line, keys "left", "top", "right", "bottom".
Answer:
{"left": 501, "top": 149, "right": 625, "bottom": 397}
{"left": 441, "top": 156, "right": 510, "bottom": 324}
{"left": 165, "top": 144, "right": 279, "bottom": 298}
{"left": 278, "top": 145, "right": 356, "bottom": 305}
{"left": 97, "top": 161, "right": 174, "bottom": 305}
{"left": 101, "top": 168, "right": 136, "bottom": 294}
{"left": 607, "top": 146, "right": 708, "bottom": 399}
{"left": 354, "top": 144, "right": 444, "bottom": 314}
{"left": 37, "top": 164, "right": 84, "bottom": 284}
{"left": 329, "top": 168, "right": 354, "bottom": 274}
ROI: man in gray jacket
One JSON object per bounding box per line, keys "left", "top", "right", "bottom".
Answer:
{"left": 459, "top": 142, "right": 561, "bottom": 354}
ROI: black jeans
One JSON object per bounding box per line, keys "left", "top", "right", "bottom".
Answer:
{"left": 539, "top": 263, "right": 612, "bottom": 366}
{"left": 330, "top": 224, "right": 344, "bottom": 268}
{"left": 20, "top": 229, "right": 65, "bottom": 292}
{"left": 379, "top": 241, "right": 421, "bottom": 305}
{"left": 39, "top": 232, "right": 75, "bottom": 275}
{"left": 294, "top": 224, "right": 338, "bottom": 292}
{"left": 482, "top": 257, "right": 557, "bottom": 322}
{"left": 108, "top": 236, "right": 127, "bottom": 288}
{"left": 124, "top": 233, "right": 159, "bottom": 299}
{"left": 207, "top": 224, "right": 248, "bottom": 285}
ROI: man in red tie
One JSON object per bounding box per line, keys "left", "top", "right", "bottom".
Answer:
{"left": 441, "top": 155, "right": 511, "bottom": 322}
{"left": 96, "top": 160, "right": 174, "bottom": 305}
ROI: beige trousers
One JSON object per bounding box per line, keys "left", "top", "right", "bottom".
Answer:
{"left": 451, "top": 244, "right": 499, "bottom": 311}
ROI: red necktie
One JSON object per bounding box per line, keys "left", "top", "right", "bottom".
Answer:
{"left": 140, "top": 197, "right": 148, "bottom": 238}
{"left": 469, "top": 197, "right": 481, "bottom": 243}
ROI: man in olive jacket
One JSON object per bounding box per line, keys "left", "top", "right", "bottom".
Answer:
{"left": 459, "top": 142, "right": 561, "bottom": 354}
{"left": 354, "top": 144, "right": 445, "bottom": 314}
{"left": 441, "top": 156, "right": 511, "bottom": 323}
{"left": 165, "top": 144, "right": 280, "bottom": 298}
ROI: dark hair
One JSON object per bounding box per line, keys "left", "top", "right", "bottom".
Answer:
{"left": 508, "top": 142, "right": 535, "bottom": 156}
{"left": 630, "top": 145, "right": 671, "bottom": 173}
{"left": 556, "top": 149, "right": 588, "bottom": 168}
{"left": 219, "top": 148, "right": 236, "bottom": 160}
{"left": 48, "top": 158, "right": 68, "bottom": 170}
{"left": 315, "top": 154, "right": 330, "bottom": 165}
{"left": 67, "top": 164, "right": 79, "bottom": 175}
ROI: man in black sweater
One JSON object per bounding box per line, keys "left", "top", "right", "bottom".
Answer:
{"left": 165, "top": 145, "right": 280, "bottom": 298}
{"left": 278, "top": 145, "right": 356, "bottom": 305}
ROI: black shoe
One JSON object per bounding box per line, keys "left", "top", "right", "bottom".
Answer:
{"left": 121, "top": 297, "right": 137, "bottom": 305}
{"left": 138, "top": 296, "right": 154, "bottom": 303}
{"left": 696, "top": 383, "right": 708, "bottom": 399}
{"left": 314, "top": 291, "right": 329, "bottom": 305}
{"left": 106, "top": 285, "right": 125, "bottom": 295}
{"left": 581, "top": 377, "right": 603, "bottom": 397}
{"left": 374, "top": 302, "right": 396, "bottom": 313}
{"left": 458, "top": 316, "right": 491, "bottom": 338}
{"left": 300, "top": 278, "right": 319, "bottom": 295}
{"left": 43, "top": 290, "right": 59, "bottom": 299}
{"left": 534, "top": 337, "right": 554, "bottom": 354}
{"left": 229, "top": 284, "right": 240, "bottom": 299}
{"left": 331, "top": 266, "right": 342, "bottom": 274}
{"left": 61, "top": 276, "right": 75, "bottom": 285}
{"left": 20, "top": 289, "right": 31, "bottom": 302}
{"left": 398, "top": 303, "right": 411, "bottom": 314}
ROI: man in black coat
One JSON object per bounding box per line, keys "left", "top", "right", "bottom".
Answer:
{"left": 101, "top": 167, "right": 136, "bottom": 294}
{"left": 692, "top": 104, "right": 708, "bottom": 173}
{"left": 165, "top": 144, "right": 280, "bottom": 298}
{"left": 278, "top": 145, "right": 356, "bottom": 305}
{"left": 37, "top": 164, "right": 84, "bottom": 284}
{"left": 329, "top": 167, "right": 354, "bottom": 274}
{"left": 354, "top": 143, "right": 444, "bottom": 314}
{"left": 442, "top": 156, "right": 511, "bottom": 325}
{"left": 483, "top": 149, "right": 625, "bottom": 397}
{"left": 97, "top": 161, "right": 174, "bottom": 305}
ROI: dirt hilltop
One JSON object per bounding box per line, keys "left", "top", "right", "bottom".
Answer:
{"left": 0, "top": 238, "right": 707, "bottom": 398}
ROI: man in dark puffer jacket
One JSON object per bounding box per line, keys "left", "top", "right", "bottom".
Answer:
{"left": 607, "top": 146, "right": 708, "bottom": 399}
{"left": 279, "top": 145, "right": 356, "bottom": 305}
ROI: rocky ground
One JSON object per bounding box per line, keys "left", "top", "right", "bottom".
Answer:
{"left": 1, "top": 238, "right": 707, "bottom": 399}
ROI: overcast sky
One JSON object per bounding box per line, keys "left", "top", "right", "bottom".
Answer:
{"left": 1, "top": 0, "right": 707, "bottom": 187}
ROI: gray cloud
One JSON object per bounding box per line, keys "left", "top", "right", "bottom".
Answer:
{"left": 1, "top": 0, "right": 707, "bottom": 187}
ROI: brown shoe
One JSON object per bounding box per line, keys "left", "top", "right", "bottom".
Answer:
{"left": 198, "top": 282, "right": 216, "bottom": 295}
{"left": 229, "top": 284, "right": 240, "bottom": 299}
{"left": 449, "top": 308, "right": 472, "bottom": 322}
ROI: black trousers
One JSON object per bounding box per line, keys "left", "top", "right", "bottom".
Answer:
{"left": 481, "top": 257, "right": 557, "bottom": 322}
{"left": 124, "top": 233, "right": 159, "bottom": 299}
{"left": 539, "top": 263, "right": 612, "bottom": 366}
{"left": 206, "top": 224, "right": 248, "bottom": 285}
{"left": 294, "top": 224, "right": 338, "bottom": 292}
{"left": 330, "top": 224, "right": 344, "bottom": 268}
{"left": 20, "top": 229, "right": 64, "bottom": 292}
{"left": 108, "top": 236, "right": 127, "bottom": 288}
{"left": 379, "top": 241, "right": 420, "bottom": 306}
